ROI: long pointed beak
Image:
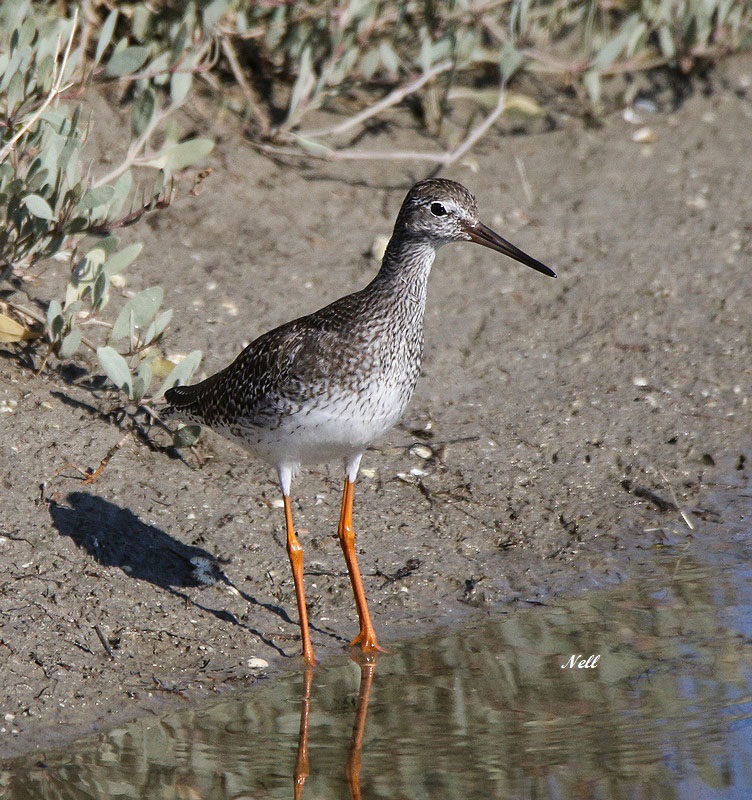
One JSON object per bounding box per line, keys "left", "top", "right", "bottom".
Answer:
{"left": 465, "top": 221, "right": 556, "bottom": 278}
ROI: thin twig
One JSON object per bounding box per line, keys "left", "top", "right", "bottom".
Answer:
{"left": 92, "top": 106, "right": 166, "bottom": 188}
{"left": 0, "top": 9, "right": 78, "bottom": 163}
{"left": 94, "top": 625, "right": 116, "bottom": 661}
{"left": 52, "top": 432, "right": 132, "bottom": 486}
{"left": 523, "top": 48, "right": 668, "bottom": 77}
{"left": 267, "top": 85, "right": 508, "bottom": 167}
{"left": 440, "top": 86, "right": 506, "bottom": 167}
{"left": 297, "top": 59, "right": 454, "bottom": 139}
{"left": 659, "top": 471, "right": 695, "bottom": 531}
{"left": 220, "top": 35, "right": 271, "bottom": 137}
{"left": 515, "top": 156, "right": 533, "bottom": 205}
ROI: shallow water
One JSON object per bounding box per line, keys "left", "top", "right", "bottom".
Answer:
{"left": 3, "top": 529, "right": 752, "bottom": 799}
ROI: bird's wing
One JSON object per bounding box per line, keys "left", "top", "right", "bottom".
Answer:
{"left": 164, "top": 312, "right": 360, "bottom": 427}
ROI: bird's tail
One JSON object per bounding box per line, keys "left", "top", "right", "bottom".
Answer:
{"left": 163, "top": 383, "right": 202, "bottom": 423}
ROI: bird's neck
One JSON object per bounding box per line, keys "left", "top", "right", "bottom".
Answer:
{"left": 370, "top": 235, "right": 437, "bottom": 309}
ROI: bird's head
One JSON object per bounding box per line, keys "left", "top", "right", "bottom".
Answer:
{"left": 396, "top": 179, "right": 556, "bottom": 278}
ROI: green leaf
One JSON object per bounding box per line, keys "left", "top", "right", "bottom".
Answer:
{"left": 418, "top": 28, "right": 433, "bottom": 73}
{"left": 37, "top": 53, "right": 55, "bottom": 93}
{"left": 97, "top": 346, "right": 133, "bottom": 396}
{"left": 170, "top": 70, "right": 193, "bottom": 106}
{"left": 46, "top": 299, "right": 64, "bottom": 337}
{"left": 59, "top": 326, "right": 82, "bottom": 358}
{"left": 159, "top": 350, "right": 202, "bottom": 397}
{"left": 169, "top": 22, "right": 188, "bottom": 67}
{"left": 92, "top": 269, "right": 109, "bottom": 312}
{"left": 94, "top": 10, "right": 118, "bottom": 66}
{"left": 287, "top": 45, "right": 313, "bottom": 124}
{"left": 145, "top": 138, "right": 214, "bottom": 171}
{"left": 111, "top": 286, "right": 163, "bottom": 341}
{"left": 658, "top": 24, "right": 675, "bottom": 59}
{"left": 104, "top": 243, "right": 143, "bottom": 276}
{"left": 105, "top": 45, "right": 150, "bottom": 77}
{"left": 145, "top": 52, "right": 170, "bottom": 85}
{"left": 500, "top": 44, "right": 524, "bottom": 82}
{"left": 79, "top": 185, "right": 115, "bottom": 211}
{"left": 133, "top": 355, "right": 154, "bottom": 402}
{"left": 265, "top": 6, "right": 286, "bottom": 51}
{"left": 583, "top": 70, "right": 601, "bottom": 105}
{"left": 172, "top": 424, "right": 202, "bottom": 448}
{"left": 132, "top": 5, "right": 151, "bottom": 41}
{"left": 23, "top": 194, "right": 55, "bottom": 220}
{"left": 295, "top": 136, "right": 332, "bottom": 157}
{"left": 94, "top": 235, "right": 120, "bottom": 256}
{"left": 109, "top": 170, "right": 133, "bottom": 217}
{"left": 57, "top": 133, "right": 79, "bottom": 173}
{"left": 132, "top": 86, "right": 156, "bottom": 138}
{"left": 137, "top": 357, "right": 153, "bottom": 389}
{"left": 203, "top": 0, "right": 228, "bottom": 31}
{"left": 131, "top": 376, "right": 147, "bottom": 404}
{"left": 142, "top": 308, "right": 173, "bottom": 345}
{"left": 379, "top": 41, "right": 399, "bottom": 75}
{"left": 591, "top": 14, "right": 641, "bottom": 70}
{"left": 360, "top": 47, "right": 381, "bottom": 81}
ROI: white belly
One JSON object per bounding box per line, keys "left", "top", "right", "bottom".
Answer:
{"left": 220, "top": 380, "right": 410, "bottom": 468}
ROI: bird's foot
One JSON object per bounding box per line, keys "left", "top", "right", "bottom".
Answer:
{"left": 350, "top": 629, "right": 388, "bottom": 655}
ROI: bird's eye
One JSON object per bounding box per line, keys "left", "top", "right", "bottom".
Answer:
{"left": 430, "top": 202, "right": 447, "bottom": 217}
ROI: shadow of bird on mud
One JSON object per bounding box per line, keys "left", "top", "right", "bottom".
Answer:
{"left": 48, "top": 491, "right": 297, "bottom": 655}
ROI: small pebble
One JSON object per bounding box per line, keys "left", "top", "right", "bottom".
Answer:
{"left": 247, "top": 657, "right": 269, "bottom": 670}
{"left": 632, "top": 127, "right": 655, "bottom": 143}
{"left": 634, "top": 98, "right": 657, "bottom": 114}
{"left": 410, "top": 444, "right": 433, "bottom": 460}
{"left": 686, "top": 194, "right": 708, "bottom": 210}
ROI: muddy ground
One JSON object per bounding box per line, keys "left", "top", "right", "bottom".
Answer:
{"left": 1, "top": 55, "right": 751, "bottom": 761}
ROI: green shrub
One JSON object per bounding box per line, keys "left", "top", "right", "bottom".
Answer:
{"left": 0, "top": 1, "right": 213, "bottom": 405}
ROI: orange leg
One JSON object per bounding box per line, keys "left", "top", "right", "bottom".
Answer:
{"left": 293, "top": 667, "right": 313, "bottom": 800}
{"left": 337, "top": 478, "right": 384, "bottom": 654}
{"left": 283, "top": 494, "right": 317, "bottom": 666}
{"left": 345, "top": 659, "right": 376, "bottom": 800}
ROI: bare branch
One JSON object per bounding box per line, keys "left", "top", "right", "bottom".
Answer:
{"left": 92, "top": 105, "right": 166, "bottom": 188}
{"left": 220, "top": 35, "right": 271, "bottom": 137}
{"left": 296, "top": 60, "right": 454, "bottom": 140}
{"left": 262, "top": 85, "right": 508, "bottom": 168}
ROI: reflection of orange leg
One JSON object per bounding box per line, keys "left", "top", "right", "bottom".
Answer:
{"left": 337, "top": 479, "right": 384, "bottom": 654}
{"left": 294, "top": 667, "right": 314, "bottom": 800}
{"left": 284, "top": 494, "right": 316, "bottom": 666}
{"left": 346, "top": 659, "right": 377, "bottom": 800}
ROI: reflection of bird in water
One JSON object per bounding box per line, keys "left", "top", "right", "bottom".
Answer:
{"left": 293, "top": 660, "right": 376, "bottom": 800}
{"left": 165, "top": 180, "right": 556, "bottom": 665}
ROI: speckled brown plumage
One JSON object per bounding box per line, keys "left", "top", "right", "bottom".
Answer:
{"left": 163, "top": 179, "right": 555, "bottom": 665}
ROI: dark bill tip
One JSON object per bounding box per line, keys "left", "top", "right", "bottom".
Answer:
{"left": 466, "top": 221, "right": 557, "bottom": 278}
